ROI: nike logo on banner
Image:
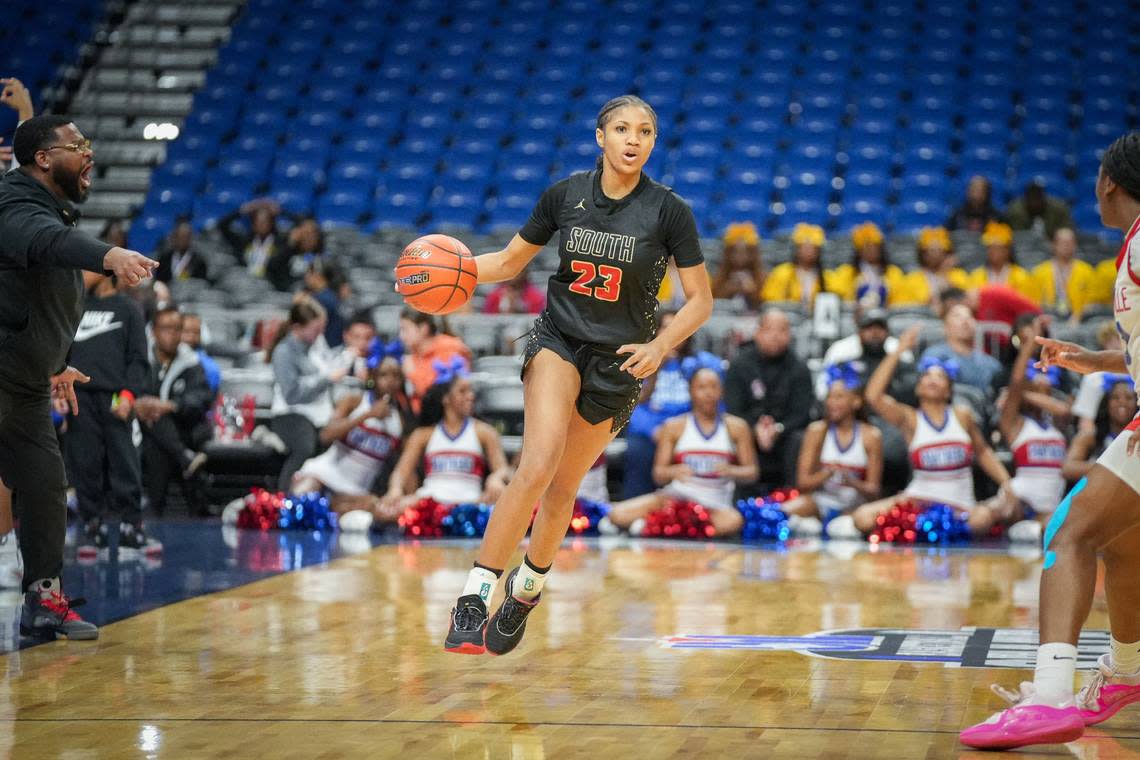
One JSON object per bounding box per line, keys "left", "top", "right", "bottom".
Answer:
{"left": 73, "top": 321, "right": 123, "bottom": 342}
{"left": 575, "top": 199, "right": 586, "bottom": 211}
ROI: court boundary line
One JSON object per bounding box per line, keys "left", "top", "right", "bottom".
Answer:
{"left": 5, "top": 716, "right": 1140, "bottom": 740}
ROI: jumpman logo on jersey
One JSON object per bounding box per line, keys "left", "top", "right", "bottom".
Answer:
{"left": 574, "top": 198, "right": 586, "bottom": 211}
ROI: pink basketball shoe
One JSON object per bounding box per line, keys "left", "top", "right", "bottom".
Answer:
{"left": 1079, "top": 654, "right": 1140, "bottom": 726}
{"left": 959, "top": 682, "right": 1085, "bottom": 750}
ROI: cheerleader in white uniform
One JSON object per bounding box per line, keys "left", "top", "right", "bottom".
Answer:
{"left": 990, "top": 321, "right": 1071, "bottom": 543}
{"left": 1063, "top": 374, "right": 1137, "bottom": 483}
{"left": 783, "top": 362, "right": 883, "bottom": 536}
{"left": 293, "top": 354, "right": 410, "bottom": 506}
{"left": 607, "top": 369, "right": 757, "bottom": 536}
{"left": 850, "top": 325, "right": 1011, "bottom": 538}
{"left": 377, "top": 371, "right": 511, "bottom": 524}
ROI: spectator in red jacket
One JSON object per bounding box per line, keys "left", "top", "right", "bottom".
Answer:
{"left": 482, "top": 270, "right": 546, "bottom": 314}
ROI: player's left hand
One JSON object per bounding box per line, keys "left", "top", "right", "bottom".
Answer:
{"left": 1127, "top": 428, "right": 1140, "bottom": 458}
{"left": 617, "top": 340, "right": 668, "bottom": 379}
{"left": 49, "top": 366, "right": 91, "bottom": 415}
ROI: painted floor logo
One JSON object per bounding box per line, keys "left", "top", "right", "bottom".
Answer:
{"left": 660, "top": 627, "right": 1109, "bottom": 670}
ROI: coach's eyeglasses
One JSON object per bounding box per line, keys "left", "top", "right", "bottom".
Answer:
{"left": 42, "top": 139, "right": 93, "bottom": 154}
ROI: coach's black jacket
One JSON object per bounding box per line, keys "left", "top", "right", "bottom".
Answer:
{"left": 0, "top": 169, "right": 111, "bottom": 388}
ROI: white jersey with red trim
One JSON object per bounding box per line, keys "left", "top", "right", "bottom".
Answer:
{"left": 665, "top": 414, "right": 737, "bottom": 510}
{"left": 419, "top": 419, "right": 486, "bottom": 504}
{"left": 1113, "top": 215, "right": 1140, "bottom": 395}
{"left": 294, "top": 395, "right": 402, "bottom": 496}
{"left": 905, "top": 408, "right": 976, "bottom": 508}
{"left": 816, "top": 424, "right": 868, "bottom": 512}
{"left": 1009, "top": 416, "right": 1067, "bottom": 514}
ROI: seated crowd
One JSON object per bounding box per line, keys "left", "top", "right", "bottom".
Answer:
{"left": 37, "top": 204, "right": 1120, "bottom": 554}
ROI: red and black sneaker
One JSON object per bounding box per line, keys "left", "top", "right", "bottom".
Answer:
{"left": 20, "top": 579, "right": 98, "bottom": 640}
{"left": 484, "top": 567, "right": 540, "bottom": 656}
{"left": 443, "top": 594, "right": 488, "bottom": 654}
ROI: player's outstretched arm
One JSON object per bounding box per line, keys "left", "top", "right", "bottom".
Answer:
{"left": 474, "top": 235, "right": 543, "bottom": 285}
{"left": 1035, "top": 336, "right": 1127, "bottom": 375}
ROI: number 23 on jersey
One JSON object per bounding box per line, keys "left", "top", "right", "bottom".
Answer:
{"left": 568, "top": 260, "right": 623, "bottom": 302}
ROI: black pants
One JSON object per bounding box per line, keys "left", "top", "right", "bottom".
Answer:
{"left": 0, "top": 379, "right": 68, "bottom": 588}
{"left": 271, "top": 413, "right": 319, "bottom": 491}
{"left": 141, "top": 414, "right": 205, "bottom": 515}
{"left": 65, "top": 389, "right": 142, "bottom": 526}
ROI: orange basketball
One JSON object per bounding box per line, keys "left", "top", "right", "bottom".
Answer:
{"left": 394, "top": 234, "right": 478, "bottom": 315}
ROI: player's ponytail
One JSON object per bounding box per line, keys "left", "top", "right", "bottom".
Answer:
{"left": 595, "top": 94, "right": 658, "bottom": 172}
{"left": 1103, "top": 132, "right": 1140, "bottom": 201}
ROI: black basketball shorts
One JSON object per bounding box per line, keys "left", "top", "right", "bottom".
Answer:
{"left": 521, "top": 312, "right": 642, "bottom": 433}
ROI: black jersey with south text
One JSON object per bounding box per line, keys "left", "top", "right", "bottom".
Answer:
{"left": 518, "top": 171, "right": 703, "bottom": 347}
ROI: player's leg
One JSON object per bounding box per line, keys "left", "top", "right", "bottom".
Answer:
{"left": 445, "top": 349, "right": 579, "bottom": 653}
{"left": 607, "top": 492, "right": 668, "bottom": 528}
{"left": 485, "top": 408, "right": 613, "bottom": 656}
{"left": 1077, "top": 521, "right": 1140, "bottom": 725}
{"left": 961, "top": 465, "right": 1140, "bottom": 748}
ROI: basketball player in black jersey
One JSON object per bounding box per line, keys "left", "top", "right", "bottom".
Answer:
{"left": 443, "top": 95, "right": 712, "bottom": 655}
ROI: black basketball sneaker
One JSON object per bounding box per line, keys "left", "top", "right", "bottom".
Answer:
{"left": 444, "top": 594, "right": 489, "bottom": 655}
{"left": 484, "top": 568, "right": 541, "bottom": 656}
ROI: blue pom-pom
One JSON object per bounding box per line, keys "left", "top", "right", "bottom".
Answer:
{"left": 278, "top": 492, "right": 337, "bottom": 531}
{"left": 569, "top": 497, "right": 610, "bottom": 535}
{"left": 735, "top": 497, "right": 791, "bottom": 542}
{"left": 445, "top": 503, "right": 492, "bottom": 537}
{"left": 914, "top": 503, "right": 971, "bottom": 544}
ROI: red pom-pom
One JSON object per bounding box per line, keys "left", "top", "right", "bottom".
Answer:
{"left": 398, "top": 497, "right": 452, "bottom": 538}
{"left": 869, "top": 499, "right": 923, "bottom": 545}
{"left": 643, "top": 498, "right": 717, "bottom": 540}
{"left": 236, "top": 487, "right": 285, "bottom": 531}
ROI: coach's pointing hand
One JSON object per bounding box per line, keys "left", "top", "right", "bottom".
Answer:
{"left": 103, "top": 247, "right": 157, "bottom": 286}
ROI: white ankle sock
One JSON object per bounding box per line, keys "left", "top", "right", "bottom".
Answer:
{"left": 1111, "top": 636, "right": 1140, "bottom": 674}
{"left": 513, "top": 556, "right": 549, "bottom": 601}
{"left": 461, "top": 566, "right": 500, "bottom": 603}
{"left": 1033, "top": 642, "right": 1079, "bottom": 701}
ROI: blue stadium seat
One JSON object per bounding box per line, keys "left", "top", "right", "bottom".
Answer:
{"left": 268, "top": 187, "right": 316, "bottom": 215}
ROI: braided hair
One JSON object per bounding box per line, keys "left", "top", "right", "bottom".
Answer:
{"left": 595, "top": 95, "right": 658, "bottom": 171}
{"left": 1103, "top": 132, "right": 1140, "bottom": 201}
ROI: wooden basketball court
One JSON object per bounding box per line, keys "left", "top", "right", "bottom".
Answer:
{"left": 2, "top": 533, "right": 1137, "bottom": 759}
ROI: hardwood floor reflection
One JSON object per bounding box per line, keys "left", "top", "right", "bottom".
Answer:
{"left": 1, "top": 537, "right": 1136, "bottom": 759}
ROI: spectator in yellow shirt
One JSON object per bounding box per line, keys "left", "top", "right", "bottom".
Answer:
{"left": 968, "top": 221, "right": 1040, "bottom": 303}
{"left": 897, "top": 226, "right": 971, "bottom": 309}
{"left": 1095, "top": 257, "right": 1118, "bottom": 307}
{"left": 1031, "top": 227, "right": 1099, "bottom": 320}
{"left": 761, "top": 223, "right": 833, "bottom": 307}
{"left": 711, "top": 222, "right": 765, "bottom": 310}
{"left": 829, "top": 222, "right": 908, "bottom": 307}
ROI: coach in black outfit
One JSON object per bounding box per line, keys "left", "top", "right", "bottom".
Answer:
{"left": 0, "top": 115, "right": 156, "bottom": 640}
